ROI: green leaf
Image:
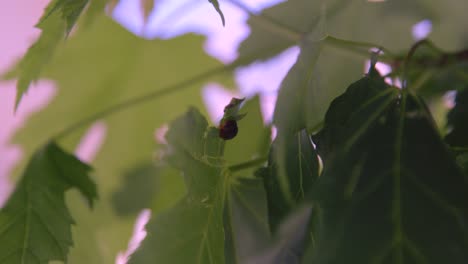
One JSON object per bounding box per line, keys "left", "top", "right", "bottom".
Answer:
{"left": 6, "top": 0, "right": 92, "bottom": 108}
{"left": 237, "top": 0, "right": 317, "bottom": 63}
{"left": 272, "top": 18, "right": 324, "bottom": 204}
{"left": 305, "top": 72, "right": 468, "bottom": 263}
{"left": 39, "top": 0, "right": 89, "bottom": 34}
{"left": 224, "top": 177, "right": 271, "bottom": 263}
{"left": 111, "top": 163, "right": 159, "bottom": 216}
{"left": 259, "top": 129, "right": 319, "bottom": 231}
{"left": 10, "top": 15, "right": 227, "bottom": 263}
{"left": 0, "top": 142, "right": 97, "bottom": 264}
{"left": 111, "top": 162, "right": 186, "bottom": 217}
{"left": 208, "top": 0, "right": 226, "bottom": 26}
{"left": 129, "top": 108, "right": 226, "bottom": 264}
{"left": 237, "top": 0, "right": 427, "bottom": 65}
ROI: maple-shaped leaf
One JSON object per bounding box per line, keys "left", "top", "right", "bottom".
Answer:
{"left": 305, "top": 71, "right": 468, "bottom": 263}
{"left": 0, "top": 142, "right": 97, "bottom": 264}
{"left": 9, "top": 14, "right": 226, "bottom": 263}
{"left": 39, "top": 0, "right": 89, "bottom": 34}
{"left": 6, "top": 0, "right": 93, "bottom": 108}
{"left": 129, "top": 108, "right": 226, "bottom": 264}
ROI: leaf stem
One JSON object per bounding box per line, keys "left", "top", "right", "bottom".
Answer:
{"left": 228, "top": 156, "right": 268, "bottom": 172}
{"left": 52, "top": 64, "right": 235, "bottom": 140}
{"left": 323, "top": 35, "right": 396, "bottom": 60}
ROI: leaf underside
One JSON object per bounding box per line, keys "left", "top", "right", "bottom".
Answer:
{"left": 306, "top": 72, "right": 468, "bottom": 263}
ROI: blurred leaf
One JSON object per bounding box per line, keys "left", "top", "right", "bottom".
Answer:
{"left": 305, "top": 72, "right": 468, "bottom": 263}
{"left": 10, "top": 15, "right": 227, "bottom": 263}
{"left": 5, "top": 0, "right": 94, "bottom": 108}
{"left": 224, "top": 177, "right": 271, "bottom": 263}
{"left": 39, "top": 0, "right": 89, "bottom": 34}
{"left": 111, "top": 163, "right": 158, "bottom": 216}
{"left": 237, "top": 0, "right": 430, "bottom": 65}
{"left": 245, "top": 206, "right": 312, "bottom": 264}
{"left": 259, "top": 129, "right": 318, "bottom": 232}
{"left": 272, "top": 18, "right": 324, "bottom": 203}
{"left": 130, "top": 108, "right": 226, "bottom": 264}
{"left": 208, "top": 0, "right": 225, "bottom": 26}
{"left": 237, "top": 0, "right": 318, "bottom": 63}
{"left": 0, "top": 142, "right": 97, "bottom": 264}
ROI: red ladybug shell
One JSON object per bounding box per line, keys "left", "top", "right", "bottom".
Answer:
{"left": 219, "top": 119, "right": 238, "bottom": 140}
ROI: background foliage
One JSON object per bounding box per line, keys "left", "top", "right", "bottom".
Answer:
{"left": 1, "top": 0, "right": 467, "bottom": 263}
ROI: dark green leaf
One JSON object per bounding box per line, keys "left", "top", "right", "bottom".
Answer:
{"left": 260, "top": 130, "right": 319, "bottom": 231}
{"left": 224, "top": 178, "right": 271, "bottom": 263}
{"left": 306, "top": 72, "right": 468, "bottom": 263}
{"left": 129, "top": 108, "right": 226, "bottom": 264}
{"left": 0, "top": 142, "right": 97, "bottom": 264}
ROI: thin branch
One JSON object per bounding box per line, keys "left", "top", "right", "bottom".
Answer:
{"left": 52, "top": 64, "right": 235, "bottom": 140}
{"left": 229, "top": 156, "right": 268, "bottom": 172}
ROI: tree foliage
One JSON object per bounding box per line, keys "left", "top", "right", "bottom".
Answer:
{"left": 1, "top": 0, "right": 468, "bottom": 263}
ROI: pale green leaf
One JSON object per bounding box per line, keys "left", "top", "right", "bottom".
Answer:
{"left": 10, "top": 15, "right": 227, "bottom": 263}
{"left": 111, "top": 163, "right": 186, "bottom": 217}
{"left": 129, "top": 108, "right": 226, "bottom": 264}
{"left": 0, "top": 142, "right": 97, "bottom": 264}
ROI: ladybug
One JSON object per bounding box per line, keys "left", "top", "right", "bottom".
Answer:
{"left": 219, "top": 119, "right": 238, "bottom": 140}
